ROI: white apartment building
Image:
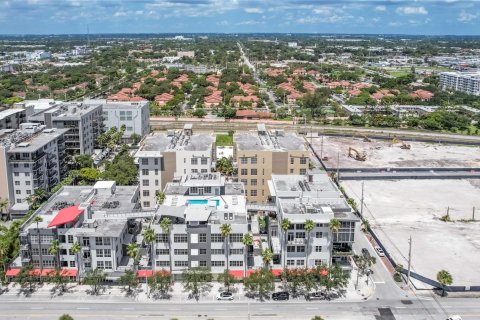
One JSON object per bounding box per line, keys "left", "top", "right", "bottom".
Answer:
{"left": 0, "top": 123, "right": 68, "bottom": 216}
{"left": 149, "top": 173, "right": 248, "bottom": 277}
{"left": 12, "top": 181, "right": 140, "bottom": 278}
{"left": 28, "top": 102, "right": 104, "bottom": 155}
{"left": 135, "top": 124, "right": 215, "bottom": 209}
{"left": 0, "top": 107, "right": 27, "bottom": 130}
{"left": 85, "top": 99, "right": 150, "bottom": 140}
{"left": 440, "top": 71, "right": 480, "bottom": 96}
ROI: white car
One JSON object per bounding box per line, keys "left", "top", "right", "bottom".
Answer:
{"left": 374, "top": 246, "right": 385, "bottom": 257}
{"left": 446, "top": 316, "right": 462, "bottom": 320}
{"left": 216, "top": 292, "right": 234, "bottom": 301}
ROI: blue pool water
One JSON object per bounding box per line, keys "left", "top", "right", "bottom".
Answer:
{"left": 187, "top": 199, "right": 220, "bottom": 206}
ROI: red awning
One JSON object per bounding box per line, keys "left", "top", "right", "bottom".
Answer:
{"left": 137, "top": 270, "right": 154, "bottom": 278}
{"left": 6, "top": 268, "right": 77, "bottom": 277}
{"left": 48, "top": 205, "right": 84, "bottom": 228}
{"left": 229, "top": 270, "right": 246, "bottom": 279}
{"left": 271, "top": 269, "right": 283, "bottom": 276}
{"left": 5, "top": 269, "right": 20, "bottom": 276}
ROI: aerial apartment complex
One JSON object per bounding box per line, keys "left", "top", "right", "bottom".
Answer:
{"left": 234, "top": 124, "right": 310, "bottom": 203}
{"left": 440, "top": 71, "right": 480, "bottom": 96}
{"left": 135, "top": 125, "right": 215, "bottom": 209}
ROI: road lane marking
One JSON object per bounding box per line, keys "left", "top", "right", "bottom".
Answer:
{"left": 30, "top": 307, "right": 44, "bottom": 310}
{"left": 76, "top": 307, "right": 90, "bottom": 310}
{"left": 306, "top": 307, "right": 319, "bottom": 310}
{"left": 122, "top": 307, "right": 134, "bottom": 310}
{"left": 215, "top": 308, "right": 228, "bottom": 311}
{"left": 373, "top": 281, "right": 385, "bottom": 284}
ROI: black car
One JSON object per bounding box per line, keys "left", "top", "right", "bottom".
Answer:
{"left": 362, "top": 248, "right": 370, "bottom": 257}
{"left": 306, "top": 291, "right": 326, "bottom": 301}
{"left": 272, "top": 291, "right": 290, "bottom": 301}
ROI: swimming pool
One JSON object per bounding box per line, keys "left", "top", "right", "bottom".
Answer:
{"left": 187, "top": 199, "right": 220, "bottom": 207}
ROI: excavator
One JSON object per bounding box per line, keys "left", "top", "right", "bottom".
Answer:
{"left": 348, "top": 147, "right": 367, "bottom": 161}
{"left": 354, "top": 133, "right": 372, "bottom": 142}
{"left": 390, "top": 137, "right": 411, "bottom": 150}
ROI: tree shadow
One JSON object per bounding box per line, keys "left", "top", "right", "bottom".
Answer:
{"left": 85, "top": 285, "right": 107, "bottom": 296}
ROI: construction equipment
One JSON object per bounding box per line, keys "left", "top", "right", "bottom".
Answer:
{"left": 390, "top": 137, "right": 411, "bottom": 150}
{"left": 348, "top": 147, "right": 367, "bottom": 161}
{"left": 354, "top": 133, "right": 372, "bottom": 142}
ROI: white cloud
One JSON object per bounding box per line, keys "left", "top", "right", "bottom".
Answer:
{"left": 458, "top": 10, "right": 478, "bottom": 22}
{"left": 237, "top": 20, "right": 264, "bottom": 25}
{"left": 298, "top": 14, "right": 353, "bottom": 24}
{"left": 245, "top": 7, "right": 263, "bottom": 14}
{"left": 313, "top": 7, "right": 333, "bottom": 15}
{"left": 114, "top": 11, "right": 126, "bottom": 17}
{"left": 135, "top": 10, "right": 144, "bottom": 15}
{"left": 396, "top": 6, "right": 428, "bottom": 15}
{"left": 375, "top": 5, "right": 386, "bottom": 12}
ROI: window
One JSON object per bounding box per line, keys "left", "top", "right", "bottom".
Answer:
{"left": 156, "top": 234, "right": 169, "bottom": 243}
{"left": 250, "top": 179, "right": 257, "bottom": 186}
{"left": 143, "top": 190, "right": 150, "bottom": 197}
{"left": 142, "top": 169, "right": 149, "bottom": 175}
{"left": 142, "top": 180, "right": 149, "bottom": 186}
{"left": 290, "top": 169, "right": 294, "bottom": 174}
{"left": 300, "top": 157, "right": 307, "bottom": 164}
{"left": 175, "top": 261, "right": 188, "bottom": 267}
{"left": 174, "top": 234, "right": 188, "bottom": 243}
{"left": 199, "top": 248, "right": 207, "bottom": 255}
{"left": 155, "top": 169, "right": 159, "bottom": 175}
{"left": 201, "top": 169, "right": 207, "bottom": 173}
{"left": 69, "top": 261, "right": 76, "bottom": 267}
{"left": 250, "top": 190, "right": 257, "bottom": 196}
{"left": 84, "top": 262, "right": 91, "bottom": 268}
{"left": 315, "top": 232, "right": 323, "bottom": 238}
{"left": 96, "top": 261, "right": 104, "bottom": 269}
{"left": 142, "top": 159, "right": 149, "bottom": 165}
{"left": 24, "top": 163, "right": 29, "bottom": 168}
{"left": 95, "top": 237, "right": 103, "bottom": 246}
{"left": 250, "top": 169, "right": 257, "bottom": 175}
{"left": 190, "top": 187, "right": 198, "bottom": 194}
{"left": 229, "top": 233, "right": 243, "bottom": 242}
{"left": 15, "top": 190, "right": 21, "bottom": 195}
{"left": 154, "top": 158, "right": 158, "bottom": 166}
{"left": 26, "top": 181, "right": 31, "bottom": 186}
{"left": 287, "top": 246, "right": 295, "bottom": 252}
{"left": 296, "top": 260, "right": 305, "bottom": 266}
{"left": 143, "top": 201, "right": 150, "bottom": 207}
{"left": 287, "top": 260, "right": 295, "bottom": 266}
{"left": 211, "top": 234, "right": 224, "bottom": 242}
{"left": 104, "top": 249, "right": 112, "bottom": 257}
{"left": 211, "top": 249, "right": 224, "bottom": 255}
{"left": 201, "top": 158, "right": 208, "bottom": 165}
{"left": 199, "top": 233, "right": 207, "bottom": 243}
{"left": 300, "top": 169, "right": 307, "bottom": 175}
{"left": 67, "top": 235, "right": 74, "bottom": 244}
{"left": 230, "top": 261, "right": 243, "bottom": 267}
{"left": 230, "top": 248, "right": 243, "bottom": 255}
{"left": 155, "top": 180, "right": 159, "bottom": 186}
{"left": 191, "top": 169, "right": 198, "bottom": 173}
{"left": 199, "top": 261, "right": 207, "bottom": 267}
{"left": 97, "top": 249, "right": 104, "bottom": 258}
{"left": 82, "top": 237, "right": 89, "bottom": 246}
{"left": 174, "top": 249, "right": 188, "bottom": 255}
{"left": 105, "top": 261, "right": 112, "bottom": 269}
{"left": 241, "top": 179, "right": 248, "bottom": 185}
{"left": 296, "top": 246, "right": 305, "bottom": 253}
{"left": 212, "top": 261, "right": 225, "bottom": 267}
{"left": 240, "top": 169, "right": 248, "bottom": 175}
{"left": 191, "top": 158, "right": 198, "bottom": 165}
{"left": 156, "top": 261, "right": 170, "bottom": 267}
{"left": 315, "top": 246, "right": 322, "bottom": 252}
{"left": 14, "top": 172, "right": 19, "bottom": 177}
{"left": 25, "top": 172, "right": 30, "bottom": 177}
{"left": 314, "top": 260, "right": 324, "bottom": 266}
{"left": 251, "top": 157, "right": 257, "bottom": 164}
{"left": 295, "top": 232, "right": 305, "bottom": 239}
{"left": 290, "top": 157, "right": 294, "bottom": 164}
{"left": 15, "top": 181, "right": 20, "bottom": 186}
{"left": 240, "top": 157, "right": 248, "bottom": 164}
{"left": 156, "top": 249, "right": 169, "bottom": 255}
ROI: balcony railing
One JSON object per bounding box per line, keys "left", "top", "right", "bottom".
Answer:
{"left": 288, "top": 238, "right": 306, "bottom": 245}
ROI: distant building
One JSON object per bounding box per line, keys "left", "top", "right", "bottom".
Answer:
{"left": 288, "top": 42, "right": 298, "bottom": 48}
{"left": 440, "top": 71, "right": 480, "bottom": 96}
{"left": 0, "top": 108, "right": 27, "bottom": 130}
{"left": 0, "top": 64, "right": 14, "bottom": 73}
{"left": 177, "top": 51, "right": 195, "bottom": 58}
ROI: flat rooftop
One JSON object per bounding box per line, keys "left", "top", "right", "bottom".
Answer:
{"left": 67, "top": 219, "right": 127, "bottom": 238}
{"left": 313, "top": 136, "right": 480, "bottom": 169}
{"left": 0, "top": 108, "right": 24, "bottom": 120}
{"left": 85, "top": 99, "right": 148, "bottom": 109}
{"left": 137, "top": 130, "right": 214, "bottom": 155}
{"left": 234, "top": 130, "right": 306, "bottom": 151}
{"left": 342, "top": 179, "right": 480, "bottom": 286}
{"left": 7, "top": 128, "right": 69, "bottom": 153}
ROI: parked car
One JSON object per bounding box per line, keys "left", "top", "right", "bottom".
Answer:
{"left": 272, "top": 291, "right": 290, "bottom": 301}
{"left": 216, "top": 292, "right": 234, "bottom": 301}
{"left": 306, "top": 291, "right": 326, "bottom": 301}
{"left": 374, "top": 246, "right": 385, "bottom": 257}
{"left": 361, "top": 248, "right": 370, "bottom": 257}
{"left": 446, "top": 316, "right": 462, "bottom": 320}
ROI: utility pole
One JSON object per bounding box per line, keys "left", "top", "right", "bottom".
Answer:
{"left": 310, "top": 123, "right": 313, "bottom": 146}
{"left": 320, "top": 135, "right": 324, "bottom": 160}
{"left": 473, "top": 207, "right": 476, "bottom": 221}
{"left": 336, "top": 151, "right": 340, "bottom": 183}
{"left": 360, "top": 181, "right": 364, "bottom": 218}
{"left": 407, "top": 235, "right": 412, "bottom": 288}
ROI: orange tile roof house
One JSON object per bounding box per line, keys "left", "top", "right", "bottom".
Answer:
{"left": 155, "top": 93, "right": 174, "bottom": 106}
{"left": 204, "top": 92, "right": 223, "bottom": 108}
{"left": 371, "top": 89, "right": 395, "bottom": 101}
{"left": 236, "top": 110, "right": 271, "bottom": 119}
{"left": 410, "top": 89, "right": 434, "bottom": 101}
{"left": 231, "top": 95, "right": 259, "bottom": 107}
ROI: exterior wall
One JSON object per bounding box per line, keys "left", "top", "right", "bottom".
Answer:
{"left": 102, "top": 103, "right": 150, "bottom": 139}
{"left": 138, "top": 156, "right": 162, "bottom": 209}
{"left": 440, "top": 72, "right": 480, "bottom": 96}
{"left": 0, "top": 148, "right": 13, "bottom": 210}
{"left": 175, "top": 150, "right": 213, "bottom": 176}
{"left": 0, "top": 109, "right": 26, "bottom": 130}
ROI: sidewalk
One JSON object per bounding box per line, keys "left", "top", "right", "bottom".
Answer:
{"left": 0, "top": 276, "right": 374, "bottom": 304}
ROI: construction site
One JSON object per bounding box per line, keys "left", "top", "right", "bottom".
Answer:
{"left": 312, "top": 135, "right": 480, "bottom": 169}
{"left": 342, "top": 179, "right": 480, "bottom": 286}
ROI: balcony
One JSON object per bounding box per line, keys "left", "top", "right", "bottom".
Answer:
{"left": 288, "top": 238, "right": 306, "bottom": 245}
{"left": 33, "top": 161, "right": 43, "bottom": 171}
{"left": 47, "top": 169, "right": 56, "bottom": 177}
{"left": 332, "top": 250, "right": 353, "bottom": 257}
{"left": 48, "top": 177, "right": 58, "bottom": 185}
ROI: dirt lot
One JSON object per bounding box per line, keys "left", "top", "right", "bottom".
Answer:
{"left": 312, "top": 136, "right": 480, "bottom": 169}
{"left": 342, "top": 179, "right": 480, "bottom": 286}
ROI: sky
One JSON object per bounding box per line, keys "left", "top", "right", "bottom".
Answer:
{"left": 0, "top": 0, "right": 480, "bottom": 35}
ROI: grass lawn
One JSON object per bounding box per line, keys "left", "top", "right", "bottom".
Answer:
{"left": 216, "top": 134, "right": 234, "bottom": 146}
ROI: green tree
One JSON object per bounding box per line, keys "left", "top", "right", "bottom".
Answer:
{"left": 147, "top": 269, "right": 173, "bottom": 297}
{"left": 329, "top": 218, "right": 341, "bottom": 242}
{"left": 130, "top": 133, "right": 141, "bottom": 145}
{"left": 160, "top": 217, "right": 173, "bottom": 274}
{"left": 48, "top": 239, "right": 60, "bottom": 269}
{"left": 261, "top": 248, "right": 273, "bottom": 269}
{"left": 217, "top": 269, "right": 236, "bottom": 292}
{"left": 83, "top": 268, "right": 105, "bottom": 295}
{"left": 242, "top": 233, "right": 253, "bottom": 278}
{"left": 70, "top": 242, "right": 81, "bottom": 283}
{"left": 192, "top": 108, "right": 207, "bottom": 118}
{"left": 27, "top": 188, "right": 47, "bottom": 210}
{"left": 155, "top": 191, "right": 165, "bottom": 205}
{"left": 244, "top": 268, "right": 274, "bottom": 298}
{"left": 220, "top": 223, "right": 232, "bottom": 285}
{"left": 77, "top": 168, "right": 101, "bottom": 185}
{"left": 119, "top": 269, "right": 139, "bottom": 294}
{"left": 215, "top": 157, "right": 234, "bottom": 176}
{"left": 58, "top": 314, "right": 74, "bottom": 320}
{"left": 127, "top": 242, "right": 139, "bottom": 269}
{"left": 283, "top": 268, "right": 305, "bottom": 294}
{"left": 0, "top": 198, "right": 9, "bottom": 220}
{"left": 324, "top": 264, "right": 349, "bottom": 299}
{"left": 436, "top": 270, "right": 453, "bottom": 297}
{"left": 280, "top": 218, "right": 290, "bottom": 284}
{"left": 46, "top": 268, "right": 70, "bottom": 293}
{"left": 143, "top": 227, "right": 156, "bottom": 272}
{"left": 74, "top": 155, "right": 93, "bottom": 169}
{"left": 16, "top": 264, "right": 36, "bottom": 292}
{"left": 353, "top": 254, "right": 376, "bottom": 288}
{"left": 101, "top": 149, "right": 138, "bottom": 185}
{"left": 182, "top": 267, "right": 212, "bottom": 300}
{"left": 304, "top": 219, "right": 315, "bottom": 270}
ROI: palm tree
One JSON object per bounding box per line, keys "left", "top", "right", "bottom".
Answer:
{"left": 155, "top": 191, "right": 165, "bottom": 205}
{"left": 70, "top": 242, "right": 81, "bottom": 283}
{"left": 48, "top": 239, "right": 60, "bottom": 269}
{"left": 159, "top": 217, "right": 172, "bottom": 274}
{"left": 329, "top": 218, "right": 341, "bottom": 266}
{"left": 0, "top": 241, "right": 8, "bottom": 273}
{"left": 143, "top": 227, "right": 156, "bottom": 272}
{"left": 304, "top": 219, "right": 315, "bottom": 270}
{"left": 127, "top": 242, "right": 139, "bottom": 270}
{"left": 261, "top": 248, "right": 273, "bottom": 269}
{"left": 27, "top": 188, "right": 47, "bottom": 210}
{"left": 280, "top": 218, "right": 291, "bottom": 271}
{"left": 220, "top": 224, "right": 232, "bottom": 277}
{"left": 242, "top": 233, "right": 253, "bottom": 278}
{"left": 436, "top": 270, "right": 453, "bottom": 297}
{"left": 0, "top": 198, "right": 9, "bottom": 220}
{"left": 33, "top": 216, "right": 44, "bottom": 281}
